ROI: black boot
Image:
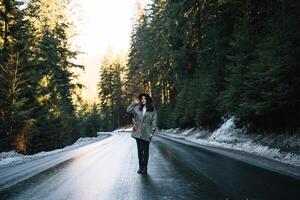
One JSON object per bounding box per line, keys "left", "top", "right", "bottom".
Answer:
{"left": 137, "top": 163, "right": 143, "bottom": 174}
{"left": 141, "top": 164, "right": 147, "bottom": 174}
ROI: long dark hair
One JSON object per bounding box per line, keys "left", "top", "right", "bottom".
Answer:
{"left": 138, "top": 93, "right": 155, "bottom": 112}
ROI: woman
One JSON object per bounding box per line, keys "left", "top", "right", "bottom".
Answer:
{"left": 126, "top": 93, "right": 157, "bottom": 174}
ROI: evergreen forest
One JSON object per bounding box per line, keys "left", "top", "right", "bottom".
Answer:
{"left": 1, "top": 0, "right": 299, "bottom": 154}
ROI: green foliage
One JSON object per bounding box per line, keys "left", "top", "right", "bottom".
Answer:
{"left": 97, "top": 53, "right": 130, "bottom": 131}
{"left": 126, "top": 0, "right": 300, "bottom": 134}
{"left": 0, "top": 0, "right": 86, "bottom": 154}
{"left": 77, "top": 103, "right": 103, "bottom": 138}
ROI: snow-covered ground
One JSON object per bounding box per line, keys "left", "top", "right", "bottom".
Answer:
{"left": 0, "top": 132, "right": 111, "bottom": 166}
{"left": 158, "top": 117, "right": 300, "bottom": 167}
{"left": 113, "top": 126, "right": 132, "bottom": 132}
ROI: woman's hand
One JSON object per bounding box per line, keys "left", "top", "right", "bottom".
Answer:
{"left": 133, "top": 97, "right": 140, "bottom": 104}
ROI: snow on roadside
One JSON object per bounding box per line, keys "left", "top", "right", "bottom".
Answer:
{"left": 0, "top": 151, "right": 24, "bottom": 166}
{"left": 159, "top": 117, "right": 300, "bottom": 167}
{"left": 113, "top": 127, "right": 132, "bottom": 132}
{"left": 0, "top": 133, "right": 111, "bottom": 166}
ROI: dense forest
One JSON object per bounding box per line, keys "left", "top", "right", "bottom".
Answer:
{"left": 1, "top": 0, "right": 299, "bottom": 155}
{"left": 0, "top": 0, "right": 101, "bottom": 154}
{"left": 99, "top": 0, "right": 300, "bottom": 134}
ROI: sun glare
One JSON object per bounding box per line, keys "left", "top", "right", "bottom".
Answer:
{"left": 69, "top": 0, "right": 150, "bottom": 102}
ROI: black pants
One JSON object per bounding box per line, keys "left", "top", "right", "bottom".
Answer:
{"left": 136, "top": 138, "right": 150, "bottom": 168}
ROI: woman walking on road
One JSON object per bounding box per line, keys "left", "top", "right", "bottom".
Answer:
{"left": 126, "top": 93, "right": 157, "bottom": 174}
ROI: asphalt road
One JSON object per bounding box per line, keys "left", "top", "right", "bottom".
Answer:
{"left": 0, "top": 132, "right": 299, "bottom": 200}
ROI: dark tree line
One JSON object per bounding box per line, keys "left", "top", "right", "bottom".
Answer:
{"left": 126, "top": 0, "right": 300, "bottom": 134}
{"left": 0, "top": 0, "right": 96, "bottom": 154}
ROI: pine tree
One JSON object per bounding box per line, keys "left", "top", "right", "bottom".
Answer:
{"left": 98, "top": 53, "right": 129, "bottom": 131}
{"left": 0, "top": 0, "right": 34, "bottom": 152}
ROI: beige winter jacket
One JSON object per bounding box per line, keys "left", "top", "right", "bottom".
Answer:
{"left": 126, "top": 103, "right": 157, "bottom": 142}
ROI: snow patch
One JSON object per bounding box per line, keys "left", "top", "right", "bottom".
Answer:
{"left": 113, "top": 127, "right": 133, "bottom": 132}
{"left": 159, "top": 117, "right": 300, "bottom": 167}
{"left": 0, "top": 151, "right": 24, "bottom": 166}
{"left": 0, "top": 133, "right": 110, "bottom": 166}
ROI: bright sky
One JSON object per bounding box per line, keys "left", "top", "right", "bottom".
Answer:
{"left": 70, "top": 0, "right": 150, "bottom": 102}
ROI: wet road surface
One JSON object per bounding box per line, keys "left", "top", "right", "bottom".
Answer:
{"left": 0, "top": 132, "right": 299, "bottom": 200}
